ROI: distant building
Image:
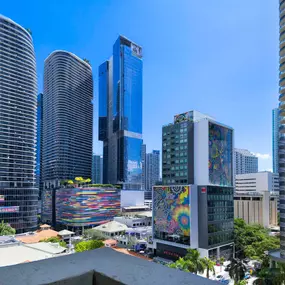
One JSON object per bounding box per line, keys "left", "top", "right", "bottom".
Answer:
{"left": 142, "top": 148, "right": 160, "bottom": 199}
{"left": 42, "top": 51, "right": 93, "bottom": 189}
{"left": 272, "top": 108, "right": 280, "bottom": 174}
{"left": 42, "top": 186, "right": 120, "bottom": 231}
{"left": 234, "top": 192, "right": 278, "bottom": 228}
{"left": 92, "top": 155, "right": 103, "bottom": 184}
{"left": 146, "top": 150, "right": 160, "bottom": 190}
{"left": 141, "top": 144, "right": 147, "bottom": 190}
{"left": 99, "top": 36, "right": 143, "bottom": 190}
{"left": 235, "top": 172, "right": 279, "bottom": 193}
{"left": 234, "top": 149, "right": 258, "bottom": 175}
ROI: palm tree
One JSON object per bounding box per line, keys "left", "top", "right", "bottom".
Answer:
{"left": 168, "top": 258, "right": 194, "bottom": 273}
{"left": 203, "top": 257, "right": 216, "bottom": 278}
{"left": 226, "top": 258, "right": 247, "bottom": 284}
{"left": 185, "top": 249, "right": 206, "bottom": 274}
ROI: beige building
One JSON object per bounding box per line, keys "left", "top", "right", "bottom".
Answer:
{"left": 234, "top": 192, "right": 278, "bottom": 227}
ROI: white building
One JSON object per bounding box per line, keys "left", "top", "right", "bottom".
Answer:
{"left": 93, "top": 221, "right": 128, "bottom": 238}
{"left": 235, "top": 172, "right": 279, "bottom": 193}
{"left": 114, "top": 214, "right": 151, "bottom": 228}
{"left": 234, "top": 149, "right": 258, "bottom": 175}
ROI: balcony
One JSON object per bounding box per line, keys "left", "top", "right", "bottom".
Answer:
{"left": 0, "top": 247, "right": 219, "bottom": 285}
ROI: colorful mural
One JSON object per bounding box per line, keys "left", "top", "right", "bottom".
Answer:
{"left": 42, "top": 190, "right": 52, "bottom": 223}
{"left": 209, "top": 122, "right": 233, "bottom": 187}
{"left": 153, "top": 186, "right": 190, "bottom": 245}
{"left": 56, "top": 187, "right": 120, "bottom": 227}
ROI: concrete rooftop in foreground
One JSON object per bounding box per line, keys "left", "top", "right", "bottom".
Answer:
{"left": 0, "top": 247, "right": 220, "bottom": 285}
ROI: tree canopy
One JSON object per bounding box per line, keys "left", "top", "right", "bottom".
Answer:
{"left": 40, "top": 236, "right": 67, "bottom": 248}
{"left": 74, "top": 240, "right": 104, "bottom": 252}
{"left": 234, "top": 218, "right": 279, "bottom": 261}
{"left": 0, "top": 221, "right": 16, "bottom": 236}
{"left": 83, "top": 229, "right": 106, "bottom": 241}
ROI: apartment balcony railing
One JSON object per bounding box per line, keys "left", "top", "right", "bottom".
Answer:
{"left": 0, "top": 247, "right": 219, "bottom": 285}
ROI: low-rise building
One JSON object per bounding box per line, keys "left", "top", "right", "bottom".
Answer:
{"left": 114, "top": 215, "right": 151, "bottom": 227}
{"left": 93, "top": 221, "right": 128, "bottom": 238}
{"left": 42, "top": 186, "right": 120, "bottom": 231}
{"left": 234, "top": 191, "right": 278, "bottom": 227}
{"left": 144, "top": 199, "right": 152, "bottom": 210}
{"left": 0, "top": 240, "right": 66, "bottom": 267}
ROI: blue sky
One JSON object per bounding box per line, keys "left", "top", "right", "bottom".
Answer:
{"left": 1, "top": 0, "right": 279, "bottom": 171}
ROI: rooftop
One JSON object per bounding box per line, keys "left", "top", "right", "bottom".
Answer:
{"left": 58, "top": 229, "right": 75, "bottom": 236}
{"left": 0, "top": 243, "right": 64, "bottom": 267}
{"left": 16, "top": 228, "right": 59, "bottom": 244}
{"left": 0, "top": 247, "right": 219, "bottom": 285}
{"left": 94, "top": 221, "right": 128, "bottom": 233}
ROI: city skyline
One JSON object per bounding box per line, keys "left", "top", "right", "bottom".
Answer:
{"left": 0, "top": 0, "right": 278, "bottom": 172}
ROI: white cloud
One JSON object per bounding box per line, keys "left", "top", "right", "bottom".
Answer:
{"left": 252, "top": 153, "right": 271, "bottom": 160}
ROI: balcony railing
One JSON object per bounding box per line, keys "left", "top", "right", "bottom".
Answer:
{"left": 0, "top": 247, "right": 219, "bottom": 285}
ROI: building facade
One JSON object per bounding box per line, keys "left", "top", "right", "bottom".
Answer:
{"left": 99, "top": 36, "right": 143, "bottom": 190}
{"left": 36, "top": 93, "right": 43, "bottom": 199}
{"left": 92, "top": 155, "right": 103, "bottom": 184}
{"left": 42, "top": 51, "right": 93, "bottom": 189}
{"left": 156, "top": 111, "right": 234, "bottom": 260}
{"left": 279, "top": 0, "right": 285, "bottom": 258}
{"left": 234, "top": 192, "right": 278, "bottom": 228}
{"left": 42, "top": 186, "right": 120, "bottom": 230}
{"left": 235, "top": 172, "right": 279, "bottom": 193}
{"left": 273, "top": 108, "right": 280, "bottom": 174}
{"left": 0, "top": 15, "right": 38, "bottom": 233}
{"left": 234, "top": 149, "right": 258, "bottom": 175}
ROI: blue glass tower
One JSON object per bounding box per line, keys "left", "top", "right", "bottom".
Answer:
{"left": 99, "top": 36, "right": 143, "bottom": 190}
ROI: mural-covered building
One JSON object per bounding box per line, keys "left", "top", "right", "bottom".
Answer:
{"left": 155, "top": 111, "right": 234, "bottom": 260}
{"left": 42, "top": 187, "right": 120, "bottom": 231}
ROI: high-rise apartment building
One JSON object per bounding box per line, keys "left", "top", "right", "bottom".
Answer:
{"left": 42, "top": 51, "right": 93, "bottom": 189}
{"left": 234, "top": 149, "right": 258, "bottom": 175}
{"left": 273, "top": 108, "right": 280, "bottom": 174}
{"left": 99, "top": 36, "right": 143, "bottom": 190}
{"left": 92, "top": 155, "right": 103, "bottom": 184}
{"left": 36, "top": 93, "right": 43, "bottom": 199}
{"left": 279, "top": 0, "right": 285, "bottom": 259}
{"left": 0, "top": 15, "right": 38, "bottom": 232}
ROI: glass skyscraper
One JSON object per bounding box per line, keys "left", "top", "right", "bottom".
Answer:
{"left": 99, "top": 36, "right": 143, "bottom": 190}
{"left": 0, "top": 15, "right": 38, "bottom": 232}
{"left": 273, "top": 108, "right": 280, "bottom": 174}
{"left": 42, "top": 51, "right": 93, "bottom": 189}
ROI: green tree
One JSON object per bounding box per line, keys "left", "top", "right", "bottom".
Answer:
{"left": 40, "top": 236, "right": 67, "bottom": 248}
{"left": 83, "top": 229, "right": 106, "bottom": 241}
{"left": 0, "top": 221, "right": 16, "bottom": 236}
{"left": 226, "top": 258, "right": 247, "bottom": 284}
{"left": 185, "top": 249, "right": 206, "bottom": 274}
{"left": 234, "top": 218, "right": 279, "bottom": 260}
{"left": 203, "top": 257, "right": 215, "bottom": 279}
{"left": 75, "top": 240, "right": 104, "bottom": 252}
{"left": 40, "top": 236, "right": 61, "bottom": 243}
{"left": 168, "top": 257, "right": 194, "bottom": 272}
